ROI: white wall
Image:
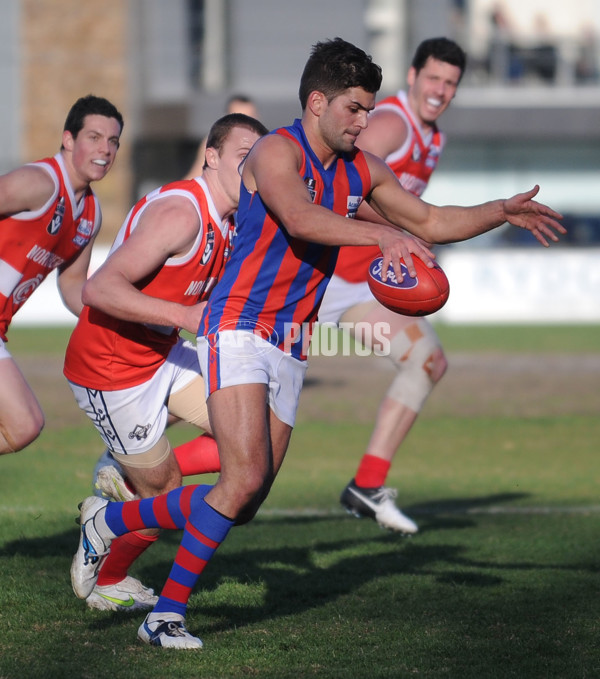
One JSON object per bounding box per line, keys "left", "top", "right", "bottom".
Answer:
{"left": 434, "top": 248, "right": 600, "bottom": 324}
{"left": 11, "top": 245, "right": 600, "bottom": 329}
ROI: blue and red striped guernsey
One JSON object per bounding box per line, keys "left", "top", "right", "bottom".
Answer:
{"left": 199, "top": 119, "right": 372, "bottom": 361}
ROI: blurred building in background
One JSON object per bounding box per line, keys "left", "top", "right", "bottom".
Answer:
{"left": 1, "top": 0, "right": 599, "bottom": 324}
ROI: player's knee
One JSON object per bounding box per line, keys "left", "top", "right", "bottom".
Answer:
{"left": 117, "top": 437, "right": 181, "bottom": 496}
{"left": 238, "top": 467, "right": 267, "bottom": 503}
{"left": 235, "top": 504, "right": 260, "bottom": 525}
{"left": 221, "top": 463, "right": 270, "bottom": 522}
{"left": 0, "top": 411, "right": 44, "bottom": 453}
{"left": 135, "top": 467, "right": 182, "bottom": 498}
{"left": 429, "top": 346, "right": 448, "bottom": 384}
{"left": 386, "top": 321, "right": 446, "bottom": 411}
{"left": 235, "top": 473, "right": 275, "bottom": 525}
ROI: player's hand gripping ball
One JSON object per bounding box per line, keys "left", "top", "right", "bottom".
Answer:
{"left": 367, "top": 256, "right": 450, "bottom": 316}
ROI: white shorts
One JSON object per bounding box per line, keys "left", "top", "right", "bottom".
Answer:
{"left": 196, "top": 330, "right": 307, "bottom": 427}
{"left": 318, "top": 275, "right": 374, "bottom": 326}
{"left": 68, "top": 338, "right": 202, "bottom": 456}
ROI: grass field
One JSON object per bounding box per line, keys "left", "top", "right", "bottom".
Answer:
{"left": 0, "top": 324, "right": 598, "bottom": 679}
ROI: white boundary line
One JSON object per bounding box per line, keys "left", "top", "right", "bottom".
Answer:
{"left": 3, "top": 505, "right": 600, "bottom": 517}
{"left": 256, "top": 506, "right": 600, "bottom": 518}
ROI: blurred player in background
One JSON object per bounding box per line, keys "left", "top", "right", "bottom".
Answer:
{"left": 0, "top": 95, "right": 123, "bottom": 456}
{"left": 318, "top": 37, "right": 467, "bottom": 533}
{"left": 70, "top": 37, "right": 564, "bottom": 650}
{"left": 184, "top": 93, "right": 259, "bottom": 179}
{"left": 64, "top": 113, "right": 267, "bottom": 613}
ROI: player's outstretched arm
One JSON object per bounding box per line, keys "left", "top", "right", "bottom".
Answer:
{"left": 501, "top": 185, "right": 565, "bottom": 246}
{"left": 422, "top": 185, "right": 565, "bottom": 247}
{"left": 367, "top": 155, "right": 565, "bottom": 247}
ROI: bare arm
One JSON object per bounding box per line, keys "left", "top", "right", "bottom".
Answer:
{"left": 0, "top": 165, "right": 56, "bottom": 216}
{"left": 356, "top": 108, "right": 410, "bottom": 159}
{"left": 366, "top": 153, "right": 565, "bottom": 247}
{"left": 56, "top": 234, "right": 97, "bottom": 316}
{"left": 82, "top": 196, "right": 205, "bottom": 334}
{"left": 355, "top": 198, "right": 436, "bottom": 270}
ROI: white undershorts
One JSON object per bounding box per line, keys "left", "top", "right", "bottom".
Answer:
{"left": 318, "top": 275, "right": 374, "bottom": 326}
{"left": 68, "top": 338, "right": 201, "bottom": 456}
{"left": 196, "top": 330, "right": 307, "bottom": 427}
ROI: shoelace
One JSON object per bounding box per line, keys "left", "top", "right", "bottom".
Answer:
{"left": 149, "top": 620, "right": 189, "bottom": 639}
{"left": 165, "top": 622, "right": 189, "bottom": 638}
{"left": 117, "top": 577, "right": 155, "bottom": 596}
{"left": 371, "top": 486, "right": 398, "bottom": 502}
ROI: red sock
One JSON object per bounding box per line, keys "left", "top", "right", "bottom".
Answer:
{"left": 96, "top": 531, "right": 158, "bottom": 586}
{"left": 173, "top": 433, "right": 221, "bottom": 476}
{"left": 354, "top": 454, "right": 391, "bottom": 488}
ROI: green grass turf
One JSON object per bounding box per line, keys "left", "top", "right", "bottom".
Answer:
{"left": 0, "top": 325, "right": 598, "bottom": 678}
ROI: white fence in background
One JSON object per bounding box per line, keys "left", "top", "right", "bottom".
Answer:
{"left": 11, "top": 246, "right": 600, "bottom": 328}
{"left": 433, "top": 248, "right": 600, "bottom": 324}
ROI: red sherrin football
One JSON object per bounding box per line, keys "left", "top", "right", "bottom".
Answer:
{"left": 367, "top": 256, "right": 450, "bottom": 316}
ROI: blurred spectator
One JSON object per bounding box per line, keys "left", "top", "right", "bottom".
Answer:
{"left": 528, "top": 13, "right": 557, "bottom": 83}
{"left": 487, "top": 4, "right": 523, "bottom": 81}
{"left": 575, "top": 26, "right": 599, "bottom": 83}
{"left": 487, "top": 6, "right": 562, "bottom": 85}
{"left": 184, "top": 93, "right": 259, "bottom": 178}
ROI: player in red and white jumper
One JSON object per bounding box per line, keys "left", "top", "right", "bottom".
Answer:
{"left": 0, "top": 95, "right": 123, "bottom": 456}
{"left": 318, "top": 37, "right": 467, "bottom": 533}
{"left": 64, "top": 113, "right": 268, "bottom": 613}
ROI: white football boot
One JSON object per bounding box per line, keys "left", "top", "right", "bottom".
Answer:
{"left": 86, "top": 576, "right": 158, "bottom": 612}
{"left": 71, "top": 496, "right": 113, "bottom": 599}
{"left": 340, "top": 479, "right": 418, "bottom": 534}
{"left": 138, "top": 612, "right": 203, "bottom": 649}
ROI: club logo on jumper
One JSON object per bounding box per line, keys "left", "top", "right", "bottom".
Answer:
{"left": 128, "top": 423, "right": 151, "bottom": 441}
{"left": 73, "top": 218, "right": 94, "bottom": 247}
{"left": 346, "top": 195, "right": 363, "bottom": 219}
{"left": 412, "top": 145, "right": 421, "bottom": 162}
{"left": 304, "top": 177, "right": 316, "bottom": 202}
{"left": 201, "top": 223, "right": 215, "bottom": 265}
{"left": 369, "top": 257, "right": 417, "bottom": 289}
{"left": 47, "top": 197, "right": 65, "bottom": 235}
{"left": 426, "top": 144, "right": 441, "bottom": 169}
{"left": 12, "top": 273, "right": 44, "bottom": 305}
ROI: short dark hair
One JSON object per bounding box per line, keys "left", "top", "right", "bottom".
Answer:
{"left": 299, "top": 37, "right": 382, "bottom": 109}
{"left": 205, "top": 113, "right": 269, "bottom": 157}
{"left": 63, "top": 95, "right": 124, "bottom": 139}
{"left": 412, "top": 37, "right": 467, "bottom": 80}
